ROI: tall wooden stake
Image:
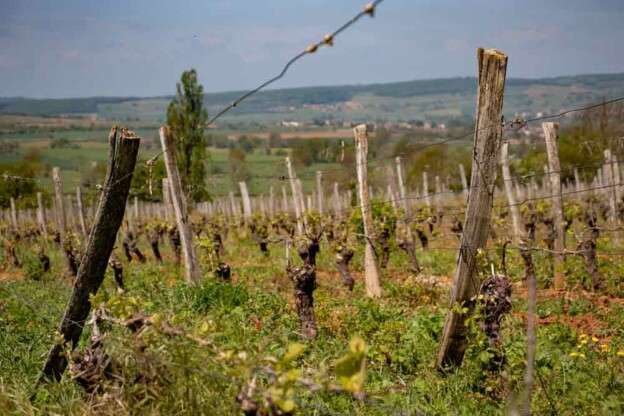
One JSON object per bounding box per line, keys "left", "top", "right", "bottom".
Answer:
{"left": 395, "top": 157, "right": 409, "bottom": 213}
{"left": 76, "top": 186, "right": 88, "bottom": 239}
{"left": 333, "top": 182, "right": 341, "bottom": 216}
{"left": 316, "top": 171, "right": 324, "bottom": 215}
{"left": 40, "top": 127, "right": 140, "bottom": 381}
{"left": 354, "top": 124, "right": 382, "bottom": 298}
{"left": 9, "top": 197, "right": 18, "bottom": 232}
{"left": 459, "top": 163, "right": 469, "bottom": 201}
{"left": 159, "top": 127, "right": 201, "bottom": 284}
{"left": 501, "top": 141, "right": 523, "bottom": 242}
{"left": 162, "top": 178, "right": 173, "bottom": 221}
{"left": 437, "top": 48, "right": 508, "bottom": 369}
{"left": 286, "top": 157, "right": 303, "bottom": 234}
{"left": 423, "top": 171, "right": 432, "bottom": 207}
{"left": 239, "top": 181, "right": 252, "bottom": 220}
{"left": 36, "top": 192, "right": 48, "bottom": 238}
{"left": 543, "top": 122, "right": 566, "bottom": 290}
{"left": 52, "top": 167, "right": 66, "bottom": 241}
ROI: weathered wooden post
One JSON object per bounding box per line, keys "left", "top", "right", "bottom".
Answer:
{"left": 133, "top": 196, "right": 140, "bottom": 223}
{"left": 333, "top": 182, "right": 341, "bottom": 216}
{"left": 437, "top": 48, "right": 508, "bottom": 369}
{"left": 422, "top": 171, "right": 432, "bottom": 208}
{"left": 36, "top": 192, "right": 48, "bottom": 238}
{"left": 52, "top": 167, "right": 66, "bottom": 240}
{"left": 286, "top": 157, "right": 303, "bottom": 234}
{"left": 162, "top": 178, "right": 173, "bottom": 221}
{"left": 296, "top": 179, "right": 307, "bottom": 222}
{"left": 239, "top": 181, "right": 252, "bottom": 220}
{"left": 281, "top": 186, "right": 289, "bottom": 214}
{"left": 574, "top": 167, "right": 582, "bottom": 196}
{"left": 501, "top": 141, "right": 523, "bottom": 242}
{"left": 316, "top": 171, "right": 324, "bottom": 215}
{"left": 459, "top": 163, "right": 469, "bottom": 201}
{"left": 228, "top": 191, "right": 238, "bottom": 217}
{"left": 159, "top": 126, "right": 201, "bottom": 284}
{"left": 543, "top": 122, "right": 566, "bottom": 290}
{"left": 75, "top": 186, "right": 88, "bottom": 239}
{"left": 9, "top": 197, "right": 18, "bottom": 232}
{"left": 434, "top": 175, "right": 442, "bottom": 212}
{"left": 354, "top": 124, "right": 382, "bottom": 298}
{"left": 395, "top": 157, "right": 409, "bottom": 212}
{"left": 269, "top": 186, "right": 276, "bottom": 217}
{"left": 40, "top": 127, "right": 140, "bottom": 381}
{"left": 603, "top": 149, "right": 618, "bottom": 226}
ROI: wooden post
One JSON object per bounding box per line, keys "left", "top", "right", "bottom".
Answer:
{"left": 281, "top": 186, "right": 289, "bottom": 213}
{"left": 36, "top": 192, "right": 48, "bottom": 238}
{"left": 354, "top": 124, "right": 382, "bottom": 298}
{"left": 434, "top": 175, "right": 442, "bottom": 212}
{"left": 75, "top": 186, "right": 88, "bottom": 239}
{"left": 9, "top": 197, "right": 18, "bottom": 232}
{"left": 133, "top": 196, "right": 140, "bottom": 223}
{"left": 159, "top": 127, "right": 201, "bottom": 284}
{"left": 52, "top": 167, "right": 66, "bottom": 240}
{"left": 573, "top": 167, "right": 582, "bottom": 198}
{"left": 228, "top": 191, "right": 238, "bottom": 217}
{"left": 332, "top": 182, "right": 341, "bottom": 216}
{"left": 603, "top": 149, "right": 618, "bottom": 225}
{"left": 162, "top": 178, "right": 173, "bottom": 221}
{"left": 395, "top": 157, "right": 409, "bottom": 213}
{"left": 316, "top": 171, "right": 324, "bottom": 215}
{"left": 269, "top": 186, "right": 275, "bottom": 217}
{"left": 422, "top": 171, "right": 431, "bottom": 208}
{"left": 296, "top": 179, "right": 307, "bottom": 221}
{"left": 459, "top": 163, "right": 469, "bottom": 201}
{"left": 40, "top": 127, "right": 140, "bottom": 381}
{"left": 239, "top": 181, "right": 252, "bottom": 220}
{"left": 437, "top": 48, "right": 508, "bottom": 369}
{"left": 616, "top": 156, "right": 624, "bottom": 203}
{"left": 540, "top": 165, "right": 549, "bottom": 197}
{"left": 500, "top": 141, "right": 524, "bottom": 242}
{"left": 286, "top": 157, "right": 303, "bottom": 234}
{"left": 543, "top": 122, "right": 566, "bottom": 290}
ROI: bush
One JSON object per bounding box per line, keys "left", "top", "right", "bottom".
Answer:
{"left": 190, "top": 280, "right": 249, "bottom": 312}
{"left": 22, "top": 252, "right": 46, "bottom": 281}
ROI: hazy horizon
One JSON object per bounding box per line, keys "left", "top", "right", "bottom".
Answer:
{"left": 2, "top": 0, "right": 624, "bottom": 99}
{"left": 3, "top": 70, "right": 624, "bottom": 101}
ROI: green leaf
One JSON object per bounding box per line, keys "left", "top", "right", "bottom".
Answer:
{"left": 282, "top": 343, "right": 305, "bottom": 364}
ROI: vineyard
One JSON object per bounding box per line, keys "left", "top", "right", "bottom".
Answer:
{"left": 0, "top": 0, "right": 624, "bottom": 410}
{"left": 0, "top": 49, "right": 623, "bottom": 415}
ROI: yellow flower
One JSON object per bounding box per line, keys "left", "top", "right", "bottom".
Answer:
{"left": 569, "top": 352, "right": 579, "bottom": 357}
{"left": 579, "top": 334, "right": 588, "bottom": 340}
{"left": 579, "top": 339, "right": 588, "bottom": 345}
{"left": 600, "top": 344, "right": 610, "bottom": 353}
{"left": 591, "top": 336, "right": 599, "bottom": 343}
{"left": 579, "top": 353, "right": 586, "bottom": 359}
{"left": 617, "top": 350, "right": 624, "bottom": 357}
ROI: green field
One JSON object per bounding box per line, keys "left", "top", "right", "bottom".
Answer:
{"left": 3, "top": 73, "right": 624, "bottom": 124}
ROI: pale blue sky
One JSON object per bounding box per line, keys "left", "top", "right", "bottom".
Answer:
{"left": 1, "top": 0, "right": 624, "bottom": 98}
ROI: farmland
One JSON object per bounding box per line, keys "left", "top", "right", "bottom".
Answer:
{"left": 2, "top": 6, "right": 624, "bottom": 414}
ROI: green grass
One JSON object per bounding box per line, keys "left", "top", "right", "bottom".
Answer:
{"left": 1, "top": 225, "right": 623, "bottom": 415}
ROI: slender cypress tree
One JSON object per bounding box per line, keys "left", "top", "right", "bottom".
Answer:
{"left": 166, "top": 69, "right": 209, "bottom": 202}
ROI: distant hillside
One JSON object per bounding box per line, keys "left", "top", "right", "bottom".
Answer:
{"left": 2, "top": 73, "right": 624, "bottom": 124}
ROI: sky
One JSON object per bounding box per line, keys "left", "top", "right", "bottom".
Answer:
{"left": 1, "top": 0, "right": 624, "bottom": 98}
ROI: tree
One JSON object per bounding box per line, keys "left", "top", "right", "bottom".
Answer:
{"left": 229, "top": 148, "right": 250, "bottom": 185}
{"left": 0, "top": 151, "right": 45, "bottom": 209}
{"left": 166, "top": 69, "right": 209, "bottom": 202}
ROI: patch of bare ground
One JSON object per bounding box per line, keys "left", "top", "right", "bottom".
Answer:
{"left": 513, "top": 284, "right": 624, "bottom": 337}
{"left": 0, "top": 271, "right": 24, "bottom": 283}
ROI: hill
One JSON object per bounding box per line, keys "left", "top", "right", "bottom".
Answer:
{"left": 2, "top": 73, "right": 624, "bottom": 125}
